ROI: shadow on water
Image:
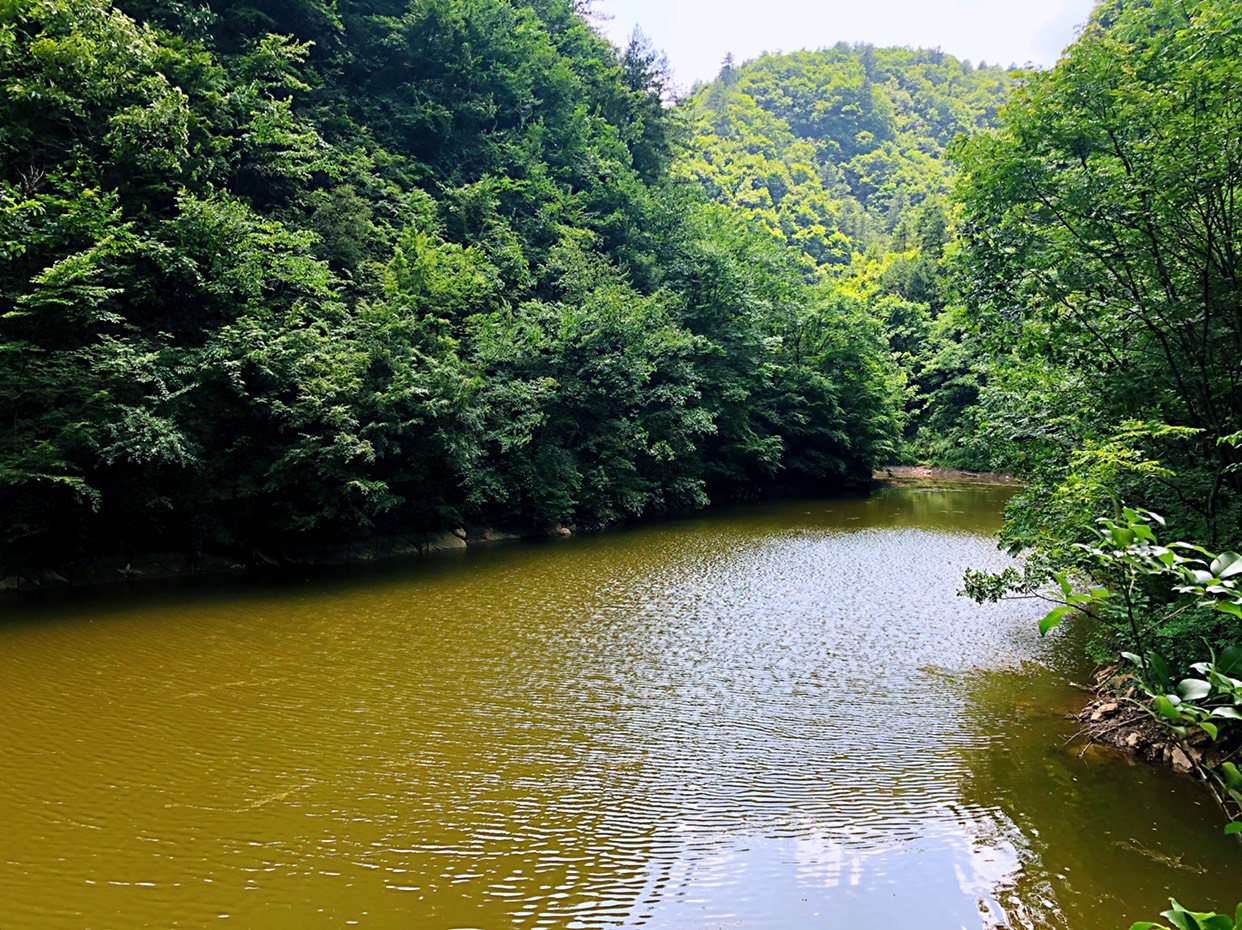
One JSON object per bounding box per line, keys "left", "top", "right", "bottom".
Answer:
{"left": 948, "top": 652, "right": 1241, "bottom": 929}
{"left": 0, "top": 485, "right": 1238, "bottom": 928}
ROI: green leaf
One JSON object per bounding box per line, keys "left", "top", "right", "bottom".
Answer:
{"left": 1224, "top": 822, "right": 1242, "bottom": 836}
{"left": 1054, "top": 571, "right": 1071, "bottom": 597}
{"left": 1218, "top": 646, "right": 1242, "bottom": 677}
{"left": 1211, "top": 553, "right": 1242, "bottom": 579}
{"left": 1161, "top": 913, "right": 1193, "bottom": 930}
{"left": 1198, "top": 720, "right": 1218, "bottom": 741}
{"left": 1221, "top": 762, "right": 1242, "bottom": 791}
{"left": 1147, "top": 652, "right": 1171, "bottom": 688}
{"left": 1154, "top": 695, "right": 1183, "bottom": 721}
{"left": 1211, "top": 601, "right": 1242, "bottom": 620}
{"left": 1160, "top": 903, "right": 1195, "bottom": 930}
{"left": 1178, "top": 678, "right": 1212, "bottom": 701}
{"left": 1210, "top": 707, "right": 1242, "bottom": 720}
{"left": 1039, "top": 605, "right": 1072, "bottom": 636}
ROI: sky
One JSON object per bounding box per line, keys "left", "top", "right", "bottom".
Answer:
{"left": 592, "top": 0, "right": 1099, "bottom": 91}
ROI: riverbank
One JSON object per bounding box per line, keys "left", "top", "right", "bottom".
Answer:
{"left": 0, "top": 525, "right": 558, "bottom": 593}
{"left": 1, "top": 476, "right": 991, "bottom": 594}
{"left": 874, "top": 465, "right": 1017, "bottom": 486}
{"left": 0, "top": 483, "right": 873, "bottom": 594}
{"left": 1077, "top": 665, "right": 1242, "bottom": 796}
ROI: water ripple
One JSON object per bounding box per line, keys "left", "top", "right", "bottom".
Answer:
{"left": 1, "top": 490, "right": 1237, "bottom": 928}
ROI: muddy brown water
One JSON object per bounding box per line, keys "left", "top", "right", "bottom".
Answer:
{"left": 2, "top": 486, "right": 1238, "bottom": 928}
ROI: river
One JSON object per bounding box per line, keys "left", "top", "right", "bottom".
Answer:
{"left": 1, "top": 485, "right": 1237, "bottom": 928}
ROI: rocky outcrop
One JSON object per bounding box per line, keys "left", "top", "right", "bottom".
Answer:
{"left": 1076, "top": 669, "right": 1238, "bottom": 779}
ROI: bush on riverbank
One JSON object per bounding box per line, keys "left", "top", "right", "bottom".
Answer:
{"left": 1132, "top": 899, "right": 1242, "bottom": 930}
{"left": 954, "top": 0, "right": 1242, "bottom": 688}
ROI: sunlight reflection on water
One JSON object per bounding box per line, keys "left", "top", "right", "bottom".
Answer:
{"left": 0, "top": 487, "right": 1237, "bottom": 928}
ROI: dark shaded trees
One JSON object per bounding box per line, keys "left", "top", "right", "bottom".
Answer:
{"left": 0, "top": 0, "right": 902, "bottom": 573}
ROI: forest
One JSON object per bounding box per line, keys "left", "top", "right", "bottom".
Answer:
{"left": 6, "top": 0, "right": 1242, "bottom": 650}
{"left": 1, "top": 0, "right": 1037, "bottom": 581}
{"left": 1, "top": 0, "right": 913, "bottom": 574}
{"left": 4, "top": 0, "right": 1242, "bottom": 923}
{"left": 4, "top": 0, "right": 1241, "bottom": 661}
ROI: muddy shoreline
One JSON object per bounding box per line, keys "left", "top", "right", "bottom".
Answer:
{"left": 874, "top": 465, "right": 1017, "bottom": 486}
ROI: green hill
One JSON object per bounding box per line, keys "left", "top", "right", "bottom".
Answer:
{"left": 678, "top": 45, "right": 1017, "bottom": 466}
{"left": 0, "top": 0, "right": 903, "bottom": 572}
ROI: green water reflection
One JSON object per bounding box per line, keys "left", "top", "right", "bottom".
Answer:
{"left": 0, "top": 485, "right": 1237, "bottom": 928}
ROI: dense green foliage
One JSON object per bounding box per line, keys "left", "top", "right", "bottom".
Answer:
{"left": 0, "top": 0, "right": 907, "bottom": 572}
{"left": 677, "top": 45, "right": 1015, "bottom": 466}
{"left": 1132, "top": 899, "right": 1242, "bottom": 930}
{"left": 956, "top": 0, "right": 1242, "bottom": 667}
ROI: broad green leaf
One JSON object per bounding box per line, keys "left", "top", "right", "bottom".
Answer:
{"left": 1224, "top": 822, "right": 1242, "bottom": 836}
{"left": 1039, "top": 605, "right": 1071, "bottom": 637}
{"left": 1211, "top": 552, "right": 1242, "bottom": 578}
{"left": 1218, "top": 646, "right": 1242, "bottom": 676}
{"left": 1154, "top": 695, "right": 1182, "bottom": 721}
{"left": 1160, "top": 907, "right": 1193, "bottom": 930}
{"left": 1147, "top": 652, "right": 1171, "bottom": 687}
{"left": 1221, "top": 762, "right": 1242, "bottom": 791}
{"left": 1178, "top": 678, "right": 1212, "bottom": 701}
{"left": 1054, "top": 571, "right": 1071, "bottom": 597}
{"left": 1159, "top": 902, "right": 1199, "bottom": 930}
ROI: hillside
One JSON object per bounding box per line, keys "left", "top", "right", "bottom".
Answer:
{"left": 678, "top": 46, "right": 1017, "bottom": 465}
{"left": 0, "top": 0, "right": 902, "bottom": 573}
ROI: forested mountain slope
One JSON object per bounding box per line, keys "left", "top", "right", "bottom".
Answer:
{"left": 0, "top": 0, "right": 901, "bottom": 573}
{"left": 679, "top": 47, "right": 1016, "bottom": 465}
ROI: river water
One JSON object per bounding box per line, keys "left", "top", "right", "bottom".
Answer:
{"left": 1, "top": 486, "right": 1238, "bottom": 928}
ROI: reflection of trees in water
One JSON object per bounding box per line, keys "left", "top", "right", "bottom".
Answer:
{"left": 949, "top": 666, "right": 1239, "bottom": 928}
{"left": 863, "top": 486, "right": 1016, "bottom": 535}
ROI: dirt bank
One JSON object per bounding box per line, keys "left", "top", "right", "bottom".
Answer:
{"left": 1077, "top": 666, "right": 1241, "bottom": 782}
{"left": 874, "top": 465, "right": 1017, "bottom": 486}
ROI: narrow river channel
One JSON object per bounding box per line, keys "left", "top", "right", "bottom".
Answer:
{"left": 2, "top": 485, "right": 1238, "bottom": 929}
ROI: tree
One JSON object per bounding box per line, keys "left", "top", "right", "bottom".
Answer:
{"left": 954, "top": 0, "right": 1242, "bottom": 549}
